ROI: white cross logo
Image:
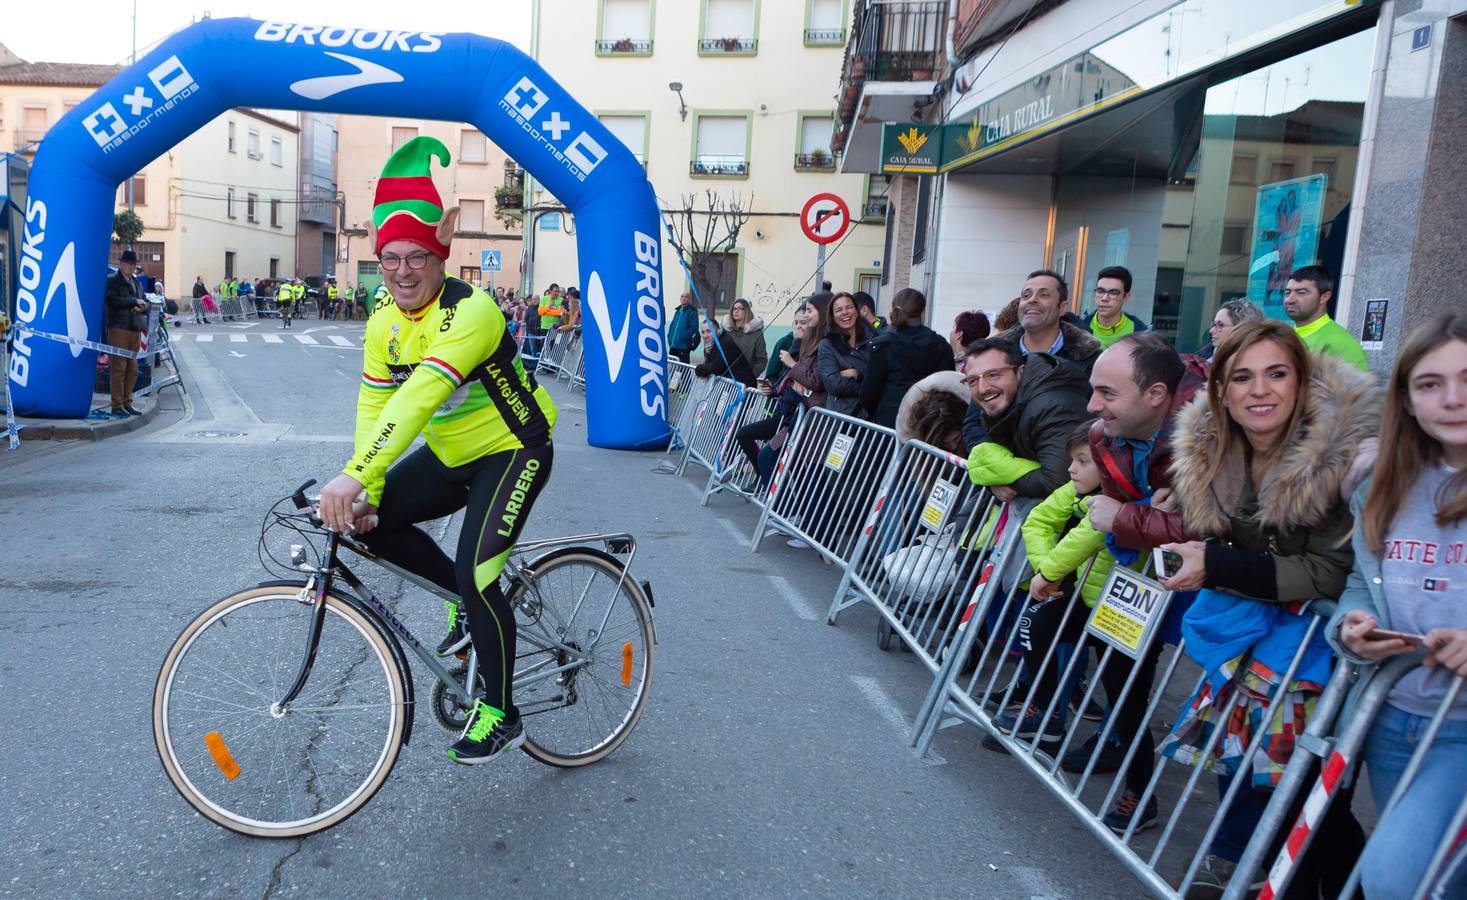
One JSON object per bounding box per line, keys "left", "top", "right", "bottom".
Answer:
{"left": 542, "top": 111, "right": 570, "bottom": 142}
{"left": 122, "top": 87, "right": 153, "bottom": 116}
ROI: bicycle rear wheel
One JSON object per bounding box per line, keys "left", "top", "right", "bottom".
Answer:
{"left": 153, "top": 585, "right": 408, "bottom": 837}
{"left": 511, "top": 548, "right": 655, "bottom": 767}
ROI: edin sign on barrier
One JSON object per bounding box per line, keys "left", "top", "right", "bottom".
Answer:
{"left": 1084, "top": 566, "right": 1170, "bottom": 659}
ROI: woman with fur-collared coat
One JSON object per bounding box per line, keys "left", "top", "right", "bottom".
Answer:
{"left": 1154, "top": 320, "right": 1378, "bottom": 895}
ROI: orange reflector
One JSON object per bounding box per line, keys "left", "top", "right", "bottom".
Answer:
{"left": 205, "top": 731, "right": 241, "bottom": 781}
{"left": 621, "top": 642, "right": 634, "bottom": 686}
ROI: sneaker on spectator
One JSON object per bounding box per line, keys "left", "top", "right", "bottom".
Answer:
{"left": 1102, "top": 790, "right": 1158, "bottom": 835}
{"left": 1071, "top": 680, "right": 1106, "bottom": 722}
{"left": 1183, "top": 854, "right": 1265, "bottom": 899}
{"left": 993, "top": 705, "right": 1065, "bottom": 740}
{"left": 1060, "top": 732, "right": 1124, "bottom": 774}
{"left": 786, "top": 537, "right": 812, "bottom": 550}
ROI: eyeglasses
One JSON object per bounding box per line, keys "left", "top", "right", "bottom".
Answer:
{"left": 1209, "top": 320, "right": 1228, "bottom": 331}
{"left": 1094, "top": 288, "right": 1124, "bottom": 300}
{"left": 379, "top": 252, "right": 433, "bottom": 272}
{"left": 961, "top": 365, "right": 1018, "bottom": 387}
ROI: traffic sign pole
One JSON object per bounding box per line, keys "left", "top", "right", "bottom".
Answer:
{"left": 816, "top": 242, "right": 826, "bottom": 291}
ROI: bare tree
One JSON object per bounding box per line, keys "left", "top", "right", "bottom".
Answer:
{"left": 662, "top": 190, "right": 752, "bottom": 320}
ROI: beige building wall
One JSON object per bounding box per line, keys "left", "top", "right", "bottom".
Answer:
{"left": 338, "top": 116, "right": 525, "bottom": 299}
{"left": 527, "top": 0, "right": 886, "bottom": 335}
{"left": 0, "top": 77, "right": 299, "bottom": 301}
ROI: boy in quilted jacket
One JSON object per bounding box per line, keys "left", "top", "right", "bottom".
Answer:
{"left": 992, "top": 421, "right": 1118, "bottom": 742}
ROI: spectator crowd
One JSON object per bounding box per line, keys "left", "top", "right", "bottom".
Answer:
{"left": 669, "top": 264, "right": 1465, "bottom": 900}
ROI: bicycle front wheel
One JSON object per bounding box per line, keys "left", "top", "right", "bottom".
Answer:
{"left": 153, "top": 585, "right": 407, "bottom": 838}
{"left": 511, "top": 549, "right": 655, "bottom": 767}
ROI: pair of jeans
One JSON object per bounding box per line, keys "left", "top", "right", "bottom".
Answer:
{"left": 1210, "top": 769, "right": 1363, "bottom": 898}
{"left": 107, "top": 327, "right": 141, "bottom": 408}
{"left": 1361, "top": 703, "right": 1467, "bottom": 900}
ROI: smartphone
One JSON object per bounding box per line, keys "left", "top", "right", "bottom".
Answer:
{"left": 1152, "top": 548, "right": 1183, "bottom": 580}
{"left": 1364, "top": 628, "right": 1428, "bottom": 649}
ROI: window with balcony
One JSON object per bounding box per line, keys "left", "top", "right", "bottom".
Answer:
{"left": 795, "top": 113, "right": 836, "bottom": 170}
{"left": 598, "top": 0, "right": 654, "bottom": 55}
{"left": 391, "top": 126, "right": 417, "bottom": 152}
{"left": 271, "top": 136, "right": 283, "bottom": 166}
{"left": 848, "top": 1, "right": 943, "bottom": 82}
{"left": 18, "top": 105, "right": 47, "bottom": 147}
{"left": 271, "top": 198, "right": 282, "bottom": 228}
{"left": 805, "top": 0, "right": 845, "bottom": 45}
{"left": 700, "top": 0, "right": 758, "bottom": 55}
{"left": 460, "top": 129, "right": 487, "bottom": 164}
{"left": 247, "top": 128, "right": 260, "bottom": 159}
{"left": 227, "top": 188, "right": 237, "bottom": 219}
{"left": 460, "top": 199, "right": 485, "bottom": 232}
{"left": 863, "top": 175, "right": 890, "bottom": 221}
{"left": 692, "top": 114, "right": 750, "bottom": 177}
{"left": 117, "top": 175, "right": 146, "bottom": 207}
{"left": 598, "top": 113, "right": 648, "bottom": 165}
{"left": 247, "top": 193, "right": 258, "bottom": 223}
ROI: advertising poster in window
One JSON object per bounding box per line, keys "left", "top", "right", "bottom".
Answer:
{"left": 1247, "top": 174, "right": 1327, "bottom": 319}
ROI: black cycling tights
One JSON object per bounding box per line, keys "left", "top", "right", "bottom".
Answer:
{"left": 361, "top": 443, "right": 554, "bottom": 717}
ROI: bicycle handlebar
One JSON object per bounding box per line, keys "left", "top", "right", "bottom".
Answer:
{"left": 290, "top": 479, "right": 317, "bottom": 510}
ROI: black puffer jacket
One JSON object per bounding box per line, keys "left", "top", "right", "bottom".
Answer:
{"left": 695, "top": 329, "right": 756, "bottom": 387}
{"left": 860, "top": 322, "right": 952, "bottom": 428}
{"left": 974, "top": 352, "right": 1092, "bottom": 499}
{"left": 818, "top": 328, "right": 873, "bottom": 417}
{"left": 962, "top": 320, "right": 1101, "bottom": 451}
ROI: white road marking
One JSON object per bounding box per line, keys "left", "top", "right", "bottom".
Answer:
{"left": 229, "top": 351, "right": 246, "bottom": 358}
{"left": 767, "top": 575, "right": 818, "bottom": 621}
{"left": 718, "top": 518, "right": 746, "bottom": 544}
{"left": 262, "top": 334, "right": 283, "bottom": 344}
{"left": 195, "top": 334, "right": 213, "bottom": 342}
{"left": 229, "top": 333, "right": 247, "bottom": 343}
{"left": 294, "top": 335, "right": 318, "bottom": 345}
{"left": 328, "top": 335, "right": 354, "bottom": 347}
{"left": 850, "top": 675, "right": 947, "bottom": 766}
{"left": 1009, "top": 866, "right": 1066, "bottom": 900}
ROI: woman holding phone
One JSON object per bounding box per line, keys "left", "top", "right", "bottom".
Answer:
{"left": 1331, "top": 314, "right": 1467, "bottom": 900}
{"left": 1155, "top": 319, "right": 1378, "bottom": 894}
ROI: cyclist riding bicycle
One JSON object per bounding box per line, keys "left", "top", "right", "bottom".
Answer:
{"left": 317, "top": 136, "right": 557, "bottom": 765}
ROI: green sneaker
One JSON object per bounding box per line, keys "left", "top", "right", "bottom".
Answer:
{"left": 436, "top": 600, "right": 470, "bottom": 656}
{"left": 446, "top": 702, "right": 525, "bottom": 765}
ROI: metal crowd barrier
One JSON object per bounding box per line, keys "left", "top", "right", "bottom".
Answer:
{"left": 1253, "top": 658, "right": 1466, "bottom": 900}
{"left": 825, "top": 439, "right": 1008, "bottom": 674}
{"left": 750, "top": 407, "right": 898, "bottom": 567}
{"left": 674, "top": 375, "right": 745, "bottom": 478}
{"left": 698, "top": 385, "right": 782, "bottom": 507}
{"left": 534, "top": 329, "right": 568, "bottom": 376}
{"left": 905, "top": 542, "right": 1349, "bottom": 899}
{"left": 568, "top": 343, "right": 586, "bottom": 391}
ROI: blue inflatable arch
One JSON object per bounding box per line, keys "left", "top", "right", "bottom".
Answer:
{"left": 8, "top": 18, "right": 670, "bottom": 450}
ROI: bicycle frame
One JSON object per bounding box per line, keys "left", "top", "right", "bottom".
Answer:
{"left": 272, "top": 527, "right": 642, "bottom": 713}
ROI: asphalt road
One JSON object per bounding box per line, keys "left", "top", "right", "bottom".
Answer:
{"left": 0, "top": 317, "right": 1142, "bottom": 898}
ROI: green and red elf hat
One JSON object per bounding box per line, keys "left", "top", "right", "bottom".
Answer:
{"left": 372, "top": 136, "right": 454, "bottom": 259}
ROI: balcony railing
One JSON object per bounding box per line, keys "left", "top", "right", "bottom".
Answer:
{"left": 595, "top": 38, "right": 653, "bottom": 54}
{"left": 794, "top": 152, "right": 838, "bottom": 171}
{"left": 837, "top": 1, "right": 945, "bottom": 130}
{"left": 13, "top": 128, "right": 46, "bottom": 150}
{"left": 863, "top": 196, "right": 889, "bottom": 220}
{"left": 698, "top": 37, "right": 758, "bottom": 54}
{"left": 494, "top": 190, "right": 524, "bottom": 210}
{"left": 691, "top": 156, "right": 749, "bottom": 177}
{"left": 805, "top": 27, "right": 846, "bottom": 45}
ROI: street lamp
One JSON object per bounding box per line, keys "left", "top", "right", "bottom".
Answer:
{"left": 669, "top": 81, "right": 688, "bottom": 121}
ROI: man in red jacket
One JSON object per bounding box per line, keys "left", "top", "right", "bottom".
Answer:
{"left": 1085, "top": 332, "right": 1208, "bottom": 548}
{"left": 1069, "top": 331, "right": 1208, "bottom": 836}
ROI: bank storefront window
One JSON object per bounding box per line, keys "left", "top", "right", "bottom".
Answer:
{"left": 1170, "top": 27, "right": 1375, "bottom": 352}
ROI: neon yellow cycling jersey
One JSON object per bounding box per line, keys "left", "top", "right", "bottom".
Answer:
{"left": 345, "top": 276, "right": 557, "bottom": 504}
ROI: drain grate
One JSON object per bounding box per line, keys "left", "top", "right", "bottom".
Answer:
{"left": 185, "top": 430, "right": 245, "bottom": 439}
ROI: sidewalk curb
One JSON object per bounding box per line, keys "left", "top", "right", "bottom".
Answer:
{"left": 16, "top": 398, "right": 162, "bottom": 442}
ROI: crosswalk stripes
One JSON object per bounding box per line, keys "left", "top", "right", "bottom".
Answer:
{"left": 172, "top": 331, "right": 360, "bottom": 348}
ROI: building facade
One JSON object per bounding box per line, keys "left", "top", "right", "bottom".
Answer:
{"left": 837, "top": 0, "right": 1467, "bottom": 366}
{"left": 525, "top": 0, "right": 887, "bottom": 336}
{"left": 337, "top": 116, "right": 525, "bottom": 300}
{"left": 0, "top": 48, "right": 299, "bottom": 301}
{"left": 296, "top": 111, "right": 340, "bottom": 280}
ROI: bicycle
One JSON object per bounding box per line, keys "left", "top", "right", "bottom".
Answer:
{"left": 152, "top": 480, "right": 657, "bottom": 838}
